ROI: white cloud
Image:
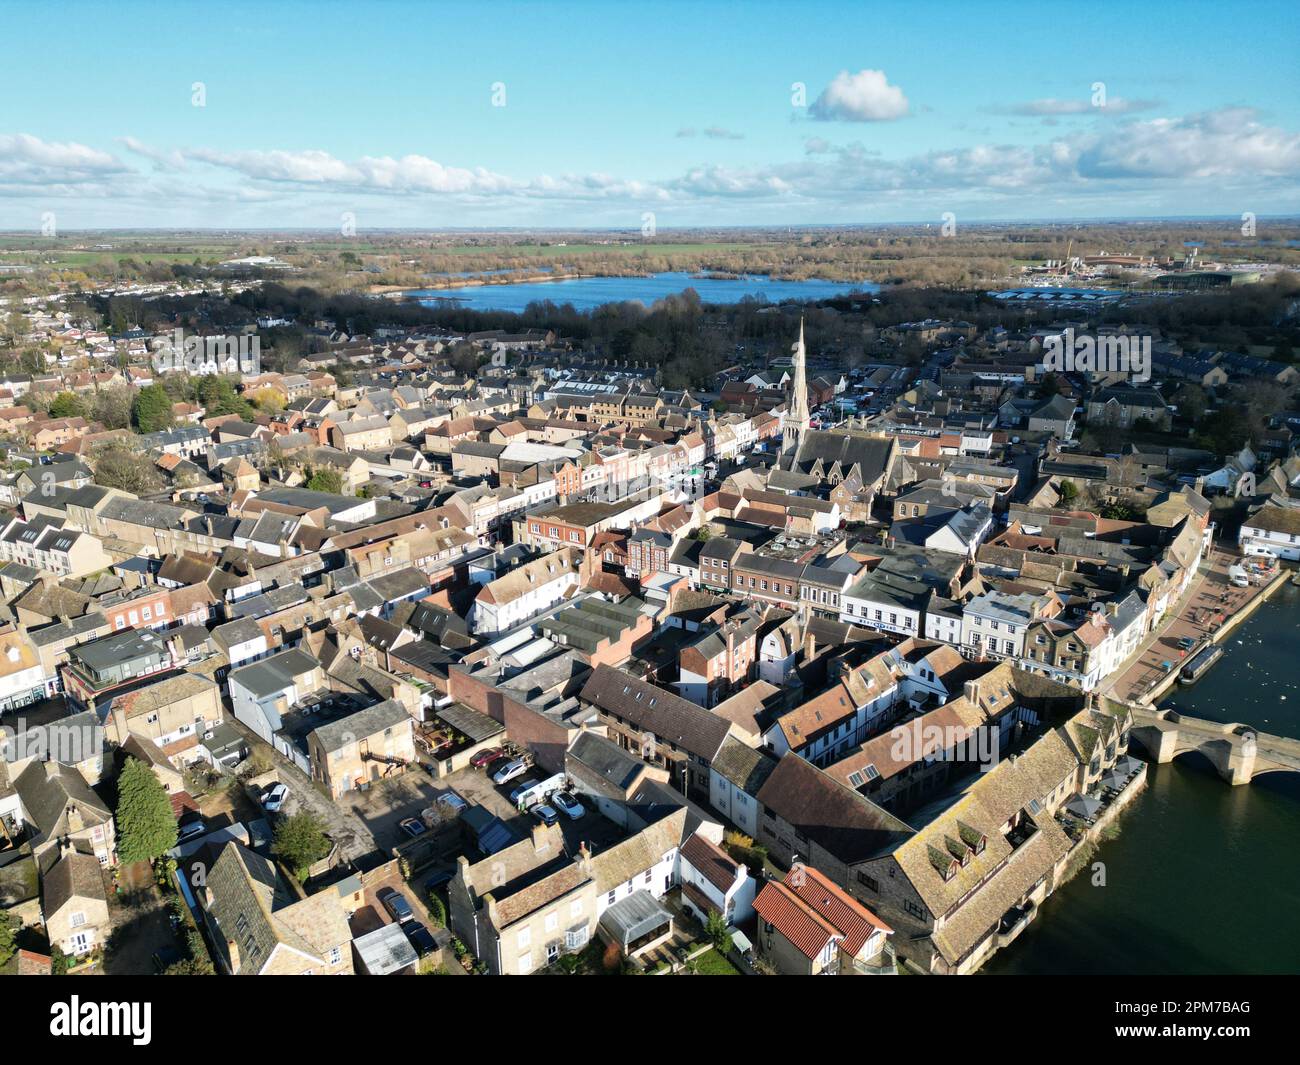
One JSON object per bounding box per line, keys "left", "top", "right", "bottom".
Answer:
{"left": 182, "top": 148, "right": 520, "bottom": 194}
{"left": 1058, "top": 108, "right": 1300, "bottom": 180}
{"left": 809, "top": 69, "right": 909, "bottom": 122}
{"left": 5, "top": 105, "right": 1298, "bottom": 224}
{"left": 677, "top": 126, "right": 744, "bottom": 140}
{"left": 119, "top": 136, "right": 187, "bottom": 170}
{"left": 0, "top": 133, "right": 127, "bottom": 185}
{"left": 1004, "top": 97, "right": 1162, "bottom": 117}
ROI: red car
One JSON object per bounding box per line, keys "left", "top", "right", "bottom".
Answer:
{"left": 471, "top": 747, "right": 505, "bottom": 769}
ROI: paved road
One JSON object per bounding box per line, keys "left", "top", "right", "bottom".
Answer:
{"left": 1103, "top": 547, "right": 1269, "bottom": 704}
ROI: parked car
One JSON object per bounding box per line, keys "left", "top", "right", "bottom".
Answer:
{"left": 176, "top": 818, "right": 207, "bottom": 844}
{"left": 424, "top": 868, "right": 454, "bottom": 893}
{"left": 492, "top": 759, "right": 528, "bottom": 785}
{"left": 399, "top": 817, "right": 427, "bottom": 838}
{"left": 552, "top": 791, "right": 584, "bottom": 820}
{"left": 531, "top": 803, "right": 559, "bottom": 826}
{"left": 404, "top": 921, "right": 437, "bottom": 958}
{"left": 260, "top": 783, "right": 289, "bottom": 813}
{"left": 1176, "top": 636, "right": 1197, "bottom": 651}
{"left": 436, "top": 791, "right": 468, "bottom": 815}
{"left": 378, "top": 887, "right": 415, "bottom": 924}
{"left": 471, "top": 747, "right": 505, "bottom": 769}
{"left": 509, "top": 778, "right": 540, "bottom": 804}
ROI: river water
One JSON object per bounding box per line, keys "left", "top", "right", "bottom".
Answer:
{"left": 986, "top": 582, "right": 1300, "bottom": 975}
{"left": 407, "top": 271, "right": 877, "bottom": 312}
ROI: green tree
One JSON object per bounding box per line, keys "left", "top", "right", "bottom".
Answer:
{"left": 196, "top": 375, "right": 252, "bottom": 418}
{"left": 132, "top": 384, "right": 174, "bottom": 433}
{"left": 1057, "top": 479, "right": 1079, "bottom": 505}
{"left": 0, "top": 911, "right": 16, "bottom": 968}
{"left": 305, "top": 468, "right": 343, "bottom": 494}
{"left": 164, "top": 956, "right": 215, "bottom": 976}
{"left": 115, "top": 757, "right": 178, "bottom": 864}
{"left": 426, "top": 889, "right": 448, "bottom": 927}
{"left": 48, "top": 392, "right": 85, "bottom": 419}
{"left": 272, "top": 812, "right": 330, "bottom": 881}
{"left": 704, "top": 911, "right": 734, "bottom": 955}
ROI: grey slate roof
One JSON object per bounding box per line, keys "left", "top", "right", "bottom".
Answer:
{"left": 580, "top": 664, "right": 731, "bottom": 762}
{"left": 309, "top": 699, "right": 410, "bottom": 754}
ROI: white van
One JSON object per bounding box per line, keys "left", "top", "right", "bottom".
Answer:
{"left": 1228, "top": 565, "right": 1250, "bottom": 588}
{"left": 511, "top": 772, "right": 566, "bottom": 811}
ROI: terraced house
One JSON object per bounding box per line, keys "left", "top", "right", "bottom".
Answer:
{"left": 850, "top": 703, "right": 1130, "bottom": 974}
{"left": 580, "top": 663, "right": 738, "bottom": 802}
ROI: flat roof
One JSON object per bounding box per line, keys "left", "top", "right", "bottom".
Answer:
{"left": 353, "top": 922, "right": 417, "bottom": 975}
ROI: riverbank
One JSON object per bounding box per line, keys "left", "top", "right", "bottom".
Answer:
{"left": 1103, "top": 546, "right": 1285, "bottom": 705}
{"left": 986, "top": 581, "right": 1300, "bottom": 975}
{"left": 1143, "top": 566, "right": 1290, "bottom": 705}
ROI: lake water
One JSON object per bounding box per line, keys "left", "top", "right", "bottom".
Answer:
{"left": 986, "top": 583, "right": 1300, "bottom": 975}
{"left": 407, "top": 271, "right": 877, "bottom": 312}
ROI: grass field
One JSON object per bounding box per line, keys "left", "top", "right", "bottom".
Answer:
{"left": 427, "top": 242, "right": 760, "bottom": 256}
{"left": 0, "top": 237, "right": 761, "bottom": 267}
{"left": 689, "top": 948, "right": 740, "bottom": 975}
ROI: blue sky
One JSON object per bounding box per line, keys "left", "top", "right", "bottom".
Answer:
{"left": 3, "top": 0, "right": 1299, "bottom": 228}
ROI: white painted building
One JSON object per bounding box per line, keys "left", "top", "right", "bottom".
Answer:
{"left": 469, "top": 547, "right": 582, "bottom": 635}
{"left": 1239, "top": 505, "right": 1300, "bottom": 560}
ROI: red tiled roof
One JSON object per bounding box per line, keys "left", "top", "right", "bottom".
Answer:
{"left": 162, "top": 735, "right": 199, "bottom": 758}
{"left": 753, "top": 864, "right": 891, "bottom": 960}
{"left": 169, "top": 790, "right": 201, "bottom": 819}
{"left": 17, "top": 949, "right": 52, "bottom": 975}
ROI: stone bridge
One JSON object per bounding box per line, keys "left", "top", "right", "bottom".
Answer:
{"left": 1128, "top": 707, "right": 1300, "bottom": 785}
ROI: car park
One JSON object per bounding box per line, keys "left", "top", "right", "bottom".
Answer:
{"left": 378, "top": 887, "right": 415, "bottom": 924}
{"left": 492, "top": 759, "right": 528, "bottom": 785}
{"left": 261, "top": 783, "right": 289, "bottom": 813}
{"left": 552, "top": 791, "right": 584, "bottom": 820}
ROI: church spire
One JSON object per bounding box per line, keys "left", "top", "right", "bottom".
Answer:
{"left": 782, "top": 317, "right": 810, "bottom": 455}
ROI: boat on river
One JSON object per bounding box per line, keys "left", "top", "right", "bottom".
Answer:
{"left": 1180, "top": 644, "right": 1224, "bottom": 683}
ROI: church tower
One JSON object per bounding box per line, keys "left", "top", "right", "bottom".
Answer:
{"left": 782, "top": 318, "right": 810, "bottom": 455}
